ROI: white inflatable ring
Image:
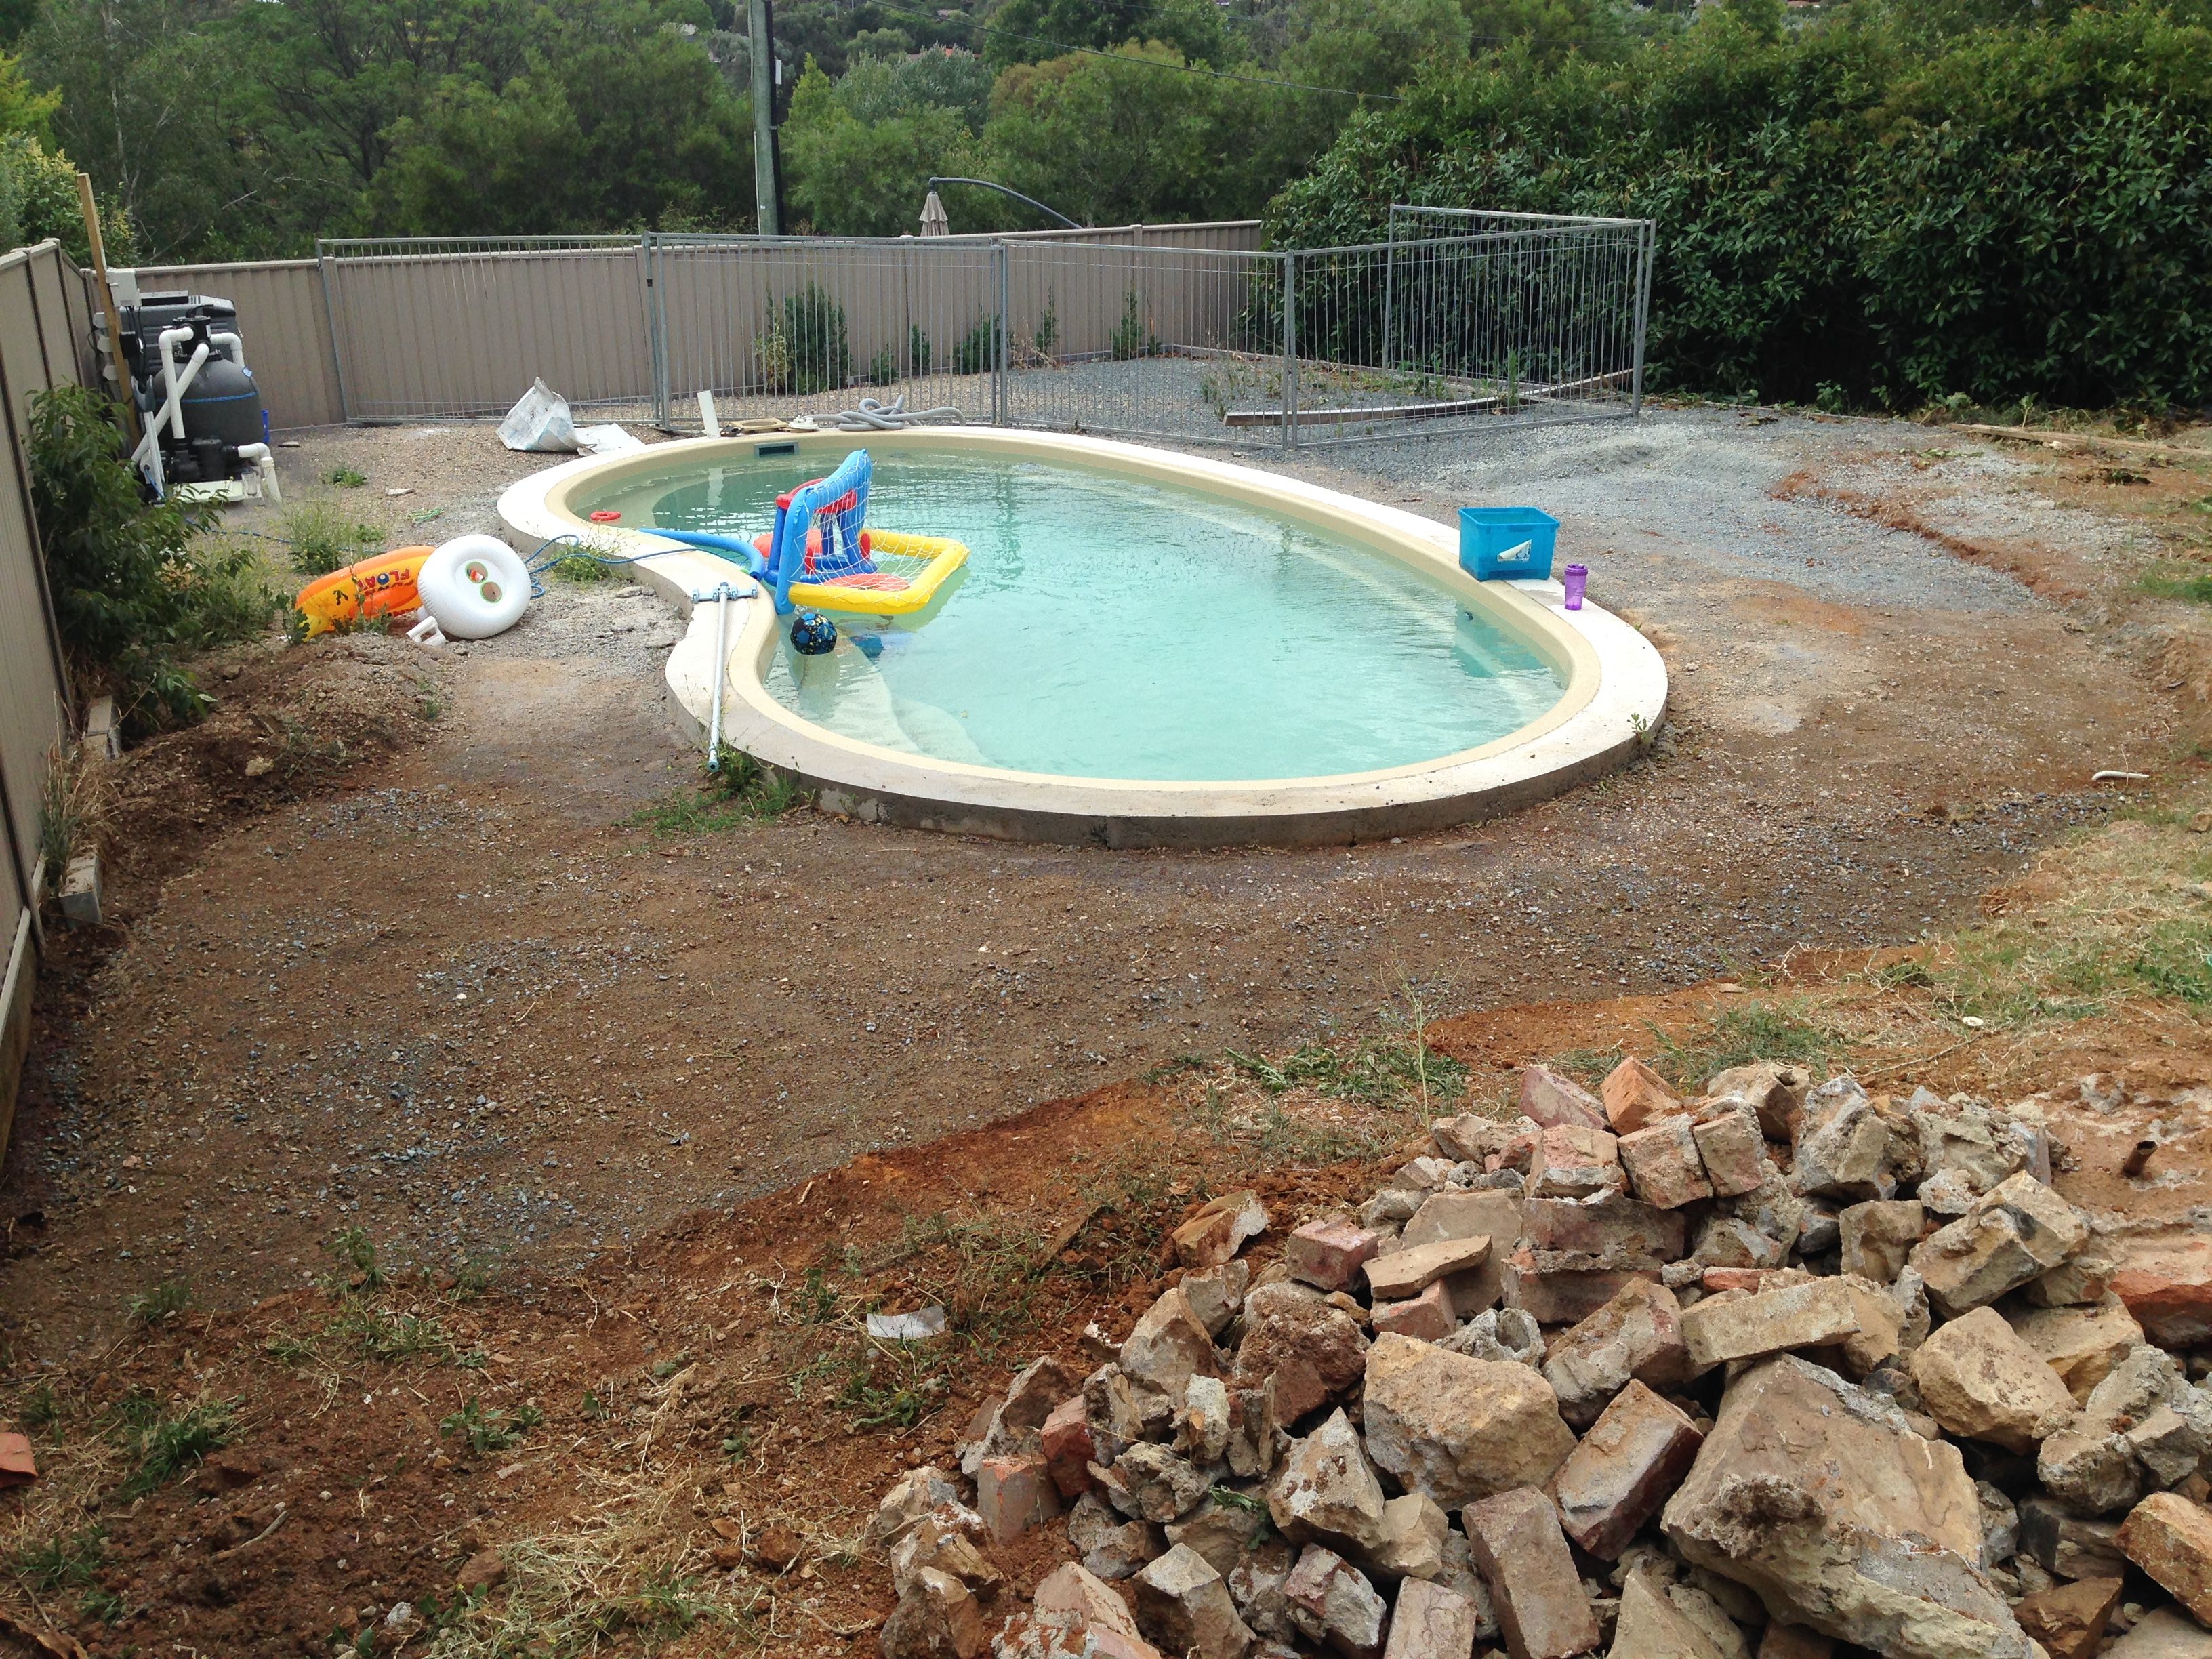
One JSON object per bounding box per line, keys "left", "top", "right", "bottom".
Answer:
{"left": 419, "top": 534, "right": 530, "bottom": 639}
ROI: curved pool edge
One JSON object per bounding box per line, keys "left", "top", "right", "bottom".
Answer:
{"left": 498, "top": 428, "right": 1669, "bottom": 849}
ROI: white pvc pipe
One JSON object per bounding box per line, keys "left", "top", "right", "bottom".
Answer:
{"left": 235, "top": 441, "right": 281, "bottom": 504}
{"left": 209, "top": 331, "right": 244, "bottom": 371}
{"left": 697, "top": 389, "right": 720, "bottom": 438}
{"left": 156, "top": 326, "right": 196, "bottom": 439}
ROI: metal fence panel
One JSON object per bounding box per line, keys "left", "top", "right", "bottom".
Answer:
{"left": 317, "top": 237, "right": 652, "bottom": 422}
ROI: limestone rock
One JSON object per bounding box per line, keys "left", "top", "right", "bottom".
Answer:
{"left": 1361, "top": 1332, "right": 1576, "bottom": 1508}
{"left": 870, "top": 1467, "right": 978, "bottom": 1548}
{"left": 1462, "top": 1485, "right": 1601, "bottom": 1659}
{"left": 1288, "top": 1217, "right": 1385, "bottom": 1292}
{"left": 1521, "top": 1065, "right": 1610, "bottom": 1130}
{"left": 892, "top": 1519, "right": 1004, "bottom": 1599}
{"left": 1176, "top": 1375, "right": 1233, "bottom": 1465}
{"left": 1166, "top": 1498, "right": 1268, "bottom": 1579}
{"left": 1608, "top": 1571, "right": 1734, "bottom": 1659}
{"left": 1031, "top": 1562, "right": 1164, "bottom": 1659}
{"left": 2026, "top": 1249, "right": 2116, "bottom": 1309}
{"left": 2118, "top": 1490, "right": 2212, "bottom": 1624}
{"left": 1839, "top": 1200, "right": 1925, "bottom": 1285}
{"left": 1362, "top": 1491, "right": 1448, "bottom": 1582}
{"left": 1620, "top": 1116, "right": 1715, "bottom": 1209}
{"left": 1183, "top": 1262, "right": 1253, "bottom": 1338}
{"left": 1910, "top": 1306, "right": 2079, "bottom": 1453}
{"left": 1267, "top": 1408, "right": 1387, "bottom": 1557}
{"left": 1916, "top": 1101, "right": 2032, "bottom": 1203}
{"left": 1383, "top": 1578, "right": 1485, "bottom": 1659}
{"left": 1365, "top": 1234, "right": 1492, "bottom": 1302}
{"left": 1553, "top": 1380, "right": 1704, "bottom": 1559}
{"left": 1282, "top": 1545, "right": 1389, "bottom": 1659}
{"left": 1523, "top": 1195, "right": 1685, "bottom": 1265}
{"left": 1115, "top": 1443, "right": 1212, "bottom": 1525}
{"left": 882, "top": 1567, "right": 987, "bottom": 1659}
{"left": 1087, "top": 1362, "right": 1174, "bottom": 1443}
{"left": 1227, "top": 1538, "right": 1298, "bottom": 1643}
{"left": 1679, "top": 1275, "right": 1899, "bottom": 1379}
{"left": 2108, "top": 1607, "right": 2212, "bottom": 1659}
{"left": 2017, "top": 1496, "right": 2129, "bottom": 1580}
{"left": 1692, "top": 1104, "right": 1770, "bottom": 1199}
{"left": 1660, "top": 1355, "right": 2028, "bottom": 1659}
{"left": 1401, "top": 1189, "right": 1523, "bottom": 1311}
{"left": 1175, "top": 1191, "right": 1270, "bottom": 1269}
{"left": 1233, "top": 1282, "right": 1370, "bottom": 1422}
{"left": 1789, "top": 1080, "right": 1894, "bottom": 1202}
{"left": 1908, "top": 1172, "right": 2089, "bottom": 1319}
{"left": 2009, "top": 1298, "right": 2144, "bottom": 1403}
{"left": 2011, "top": 1576, "right": 2121, "bottom": 1659}
{"left": 2112, "top": 1235, "right": 2212, "bottom": 1348}
{"left": 1706, "top": 1059, "right": 1809, "bottom": 1142}
{"left": 1542, "top": 1278, "right": 1692, "bottom": 1427}
{"left": 1122, "top": 1286, "right": 1226, "bottom": 1408}
{"left": 1603, "top": 1055, "right": 1685, "bottom": 1135}
{"left": 1133, "top": 1543, "right": 1256, "bottom": 1659}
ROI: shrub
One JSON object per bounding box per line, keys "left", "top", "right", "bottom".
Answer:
{"left": 281, "top": 498, "right": 382, "bottom": 577}
{"left": 29, "top": 386, "right": 276, "bottom": 735}
{"left": 782, "top": 283, "right": 852, "bottom": 394}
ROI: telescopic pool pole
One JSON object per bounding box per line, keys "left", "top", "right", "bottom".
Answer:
{"left": 692, "top": 581, "right": 741, "bottom": 769}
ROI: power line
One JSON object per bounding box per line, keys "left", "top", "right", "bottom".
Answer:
{"left": 855, "top": 0, "right": 1405, "bottom": 100}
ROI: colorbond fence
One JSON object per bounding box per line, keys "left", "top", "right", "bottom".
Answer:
{"left": 0, "top": 239, "right": 96, "bottom": 1158}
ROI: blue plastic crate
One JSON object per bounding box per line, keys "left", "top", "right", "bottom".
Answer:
{"left": 1459, "top": 506, "right": 1559, "bottom": 581}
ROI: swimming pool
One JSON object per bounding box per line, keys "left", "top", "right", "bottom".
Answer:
{"left": 499, "top": 428, "right": 1667, "bottom": 846}
{"left": 571, "top": 449, "right": 1565, "bottom": 783}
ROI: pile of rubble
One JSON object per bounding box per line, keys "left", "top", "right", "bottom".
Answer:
{"left": 867, "top": 1057, "right": 2212, "bottom": 1659}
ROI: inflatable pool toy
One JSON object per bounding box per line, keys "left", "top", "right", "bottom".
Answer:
{"left": 417, "top": 533, "right": 531, "bottom": 639}
{"left": 650, "top": 449, "right": 966, "bottom": 618}
{"left": 790, "top": 610, "right": 838, "bottom": 655}
{"left": 295, "top": 546, "right": 434, "bottom": 636}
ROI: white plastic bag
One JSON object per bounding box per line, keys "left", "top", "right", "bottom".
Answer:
{"left": 575, "top": 423, "right": 644, "bottom": 455}
{"left": 497, "top": 377, "right": 578, "bottom": 453}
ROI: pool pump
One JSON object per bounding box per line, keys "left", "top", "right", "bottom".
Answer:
{"left": 95, "top": 270, "right": 280, "bottom": 504}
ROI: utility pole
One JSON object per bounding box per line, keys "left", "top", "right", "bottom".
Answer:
{"left": 747, "top": 0, "right": 779, "bottom": 236}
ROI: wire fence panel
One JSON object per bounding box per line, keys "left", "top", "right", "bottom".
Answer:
{"left": 317, "top": 237, "right": 651, "bottom": 423}
{"left": 302, "top": 211, "right": 1649, "bottom": 445}
{"left": 649, "top": 234, "right": 1004, "bottom": 430}
{"left": 997, "top": 241, "right": 1289, "bottom": 446}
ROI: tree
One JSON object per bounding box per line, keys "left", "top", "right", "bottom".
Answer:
{"left": 977, "top": 0, "right": 1230, "bottom": 70}
{"left": 783, "top": 57, "right": 977, "bottom": 235}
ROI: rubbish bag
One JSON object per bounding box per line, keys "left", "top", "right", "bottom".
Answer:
{"left": 497, "top": 378, "right": 578, "bottom": 453}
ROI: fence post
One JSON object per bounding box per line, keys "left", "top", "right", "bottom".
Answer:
{"left": 1629, "top": 221, "right": 1655, "bottom": 417}
{"left": 1280, "top": 250, "right": 1298, "bottom": 451}
{"left": 314, "top": 240, "right": 353, "bottom": 425}
{"left": 993, "top": 241, "right": 1008, "bottom": 426}
{"left": 644, "top": 234, "right": 669, "bottom": 428}
{"left": 1380, "top": 224, "right": 1397, "bottom": 374}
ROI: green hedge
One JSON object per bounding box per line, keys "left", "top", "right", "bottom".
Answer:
{"left": 1265, "top": 1, "right": 2212, "bottom": 409}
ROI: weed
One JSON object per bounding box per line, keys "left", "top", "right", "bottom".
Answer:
{"left": 18, "top": 1382, "right": 60, "bottom": 1431}
{"left": 323, "top": 1225, "right": 387, "bottom": 1292}
{"left": 1542, "top": 1046, "right": 1626, "bottom": 1090}
{"left": 951, "top": 311, "right": 996, "bottom": 376}
{"left": 1225, "top": 1032, "right": 1468, "bottom": 1113}
{"left": 1109, "top": 290, "right": 1158, "bottom": 361}
{"left": 448, "top": 1259, "right": 497, "bottom": 1301}
{"left": 796, "top": 1266, "right": 839, "bottom": 1324}
{"left": 839, "top": 1345, "right": 945, "bottom": 1430}
{"left": 115, "top": 1395, "right": 234, "bottom": 1496}
{"left": 321, "top": 466, "right": 367, "bottom": 488}
{"left": 1033, "top": 299, "right": 1059, "bottom": 361}
{"left": 1649, "top": 1002, "right": 1835, "bottom": 1088}
{"left": 262, "top": 1330, "right": 319, "bottom": 1366}
{"left": 548, "top": 550, "right": 612, "bottom": 583}
{"left": 14, "top": 1523, "right": 103, "bottom": 1590}
{"left": 629, "top": 747, "right": 807, "bottom": 835}
{"left": 1141, "top": 1052, "right": 1213, "bottom": 1084}
{"left": 282, "top": 498, "right": 382, "bottom": 577}
{"left": 1862, "top": 957, "right": 1936, "bottom": 991}
{"left": 441, "top": 1398, "right": 544, "bottom": 1455}
{"left": 335, "top": 1302, "right": 459, "bottom": 1364}
{"left": 35, "top": 739, "right": 106, "bottom": 889}
{"left": 581, "top": 1389, "right": 611, "bottom": 1421}
{"left": 2140, "top": 568, "right": 2212, "bottom": 607}
{"left": 127, "top": 1278, "right": 191, "bottom": 1326}
{"left": 80, "top": 1582, "right": 127, "bottom": 1624}
{"left": 782, "top": 285, "right": 853, "bottom": 394}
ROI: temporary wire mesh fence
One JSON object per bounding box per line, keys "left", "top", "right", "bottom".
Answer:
{"left": 311, "top": 213, "right": 1653, "bottom": 445}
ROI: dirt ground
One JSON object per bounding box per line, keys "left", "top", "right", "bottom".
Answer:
{"left": 3, "top": 404, "right": 2212, "bottom": 1653}
{"left": 7, "top": 409, "right": 2205, "bottom": 1350}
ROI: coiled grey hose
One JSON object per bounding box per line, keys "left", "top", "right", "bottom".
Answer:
{"left": 801, "top": 395, "right": 967, "bottom": 432}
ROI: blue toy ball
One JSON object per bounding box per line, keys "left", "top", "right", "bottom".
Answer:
{"left": 790, "top": 611, "right": 838, "bottom": 655}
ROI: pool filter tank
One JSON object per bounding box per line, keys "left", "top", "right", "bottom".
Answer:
{"left": 97, "top": 274, "right": 276, "bottom": 499}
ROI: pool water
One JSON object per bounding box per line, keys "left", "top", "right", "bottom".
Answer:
{"left": 578, "top": 450, "right": 1565, "bottom": 782}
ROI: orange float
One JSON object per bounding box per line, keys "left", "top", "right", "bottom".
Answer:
{"left": 294, "top": 546, "right": 435, "bottom": 636}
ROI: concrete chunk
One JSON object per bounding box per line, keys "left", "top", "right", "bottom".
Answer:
{"left": 1461, "top": 1486, "right": 1601, "bottom": 1659}
{"left": 881, "top": 1567, "right": 987, "bottom": 1659}
{"left": 2112, "top": 1235, "right": 2212, "bottom": 1347}
{"left": 1233, "top": 1282, "right": 1369, "bottom": 1422}
{"left": 1838, "top": 1200, "right": 1925, "bottom": 1284}
{"left": 2011, "top": 1576, "right": 2121, "bottom": 1659}
{"left": 1678, "top": 1275, "right": 1898, "bottom": 1378}
{"left": 1692, "top": 1105, "right": 1769, "bottom": 1198}
{"left": 1032, "top": 1562, "right": 1164, "bottom": 1659}
{"left": 1607, "top": 1571, "right": 1733, "bottom": 1659}
{"left": 2106, "top": 1607, "right": 2212, "bottom": 1659}
{"left": 1362, "top": 1332, "right": 1575, "bottom": 1509}
{"left": 1121, "top": 1286, "right": 1226, "bottom": 1407}
{"left": 1267, "top": 1408, "right": 1387, "bottom": 1557}
{"left": 1706, "top": 1060, "right": 1809, "bottom": 1142}
{"left": 1523, "top": 1195, "right": 1684, "bottom": 1265}
{"left": 1552, "top": 1378, "right": 1704, "bottom": 1559}
{"left": 2017, "top": 1496, "right": 2129, "bottom": 1580}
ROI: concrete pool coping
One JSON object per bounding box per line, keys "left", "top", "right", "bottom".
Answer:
{"left": 498, "top": 426, "right": 1668, "bottom": 848}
